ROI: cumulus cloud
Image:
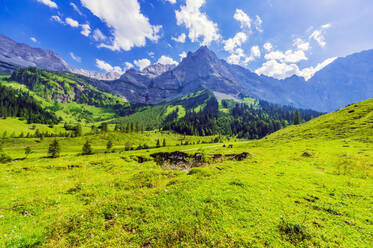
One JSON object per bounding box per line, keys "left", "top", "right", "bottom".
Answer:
{"left": 35, "top": 0, "right": 57, "bottom": 9}
{"left": 80, "top": 24, "right": 91, "bottom": 37}
{"left": 298, "top": 57, "right": 337, "bottom": 80}
{"left": 265, "top": 49, "right": 307, "bottom": 63}
{"left": 70, "top": 2, "right": 83, "bottom": 15}
{"left": 224, "top": 32, "right": 247, "bottom": 53}
{"left": 70, "top": 52, "right": 81, "bottom": 63}
{"left": 65, "top": 17, "right": 80, "bottom": 28}
{"left": 30, "top": 37, "right": 37, "bottom": 43}
{"left": 51, "top": 15, "right": 63, "bottom": 24}
{"left": 81, "top": 0, "right": 162, "bottom": 51}
{"left": 175, "top": 0, "right": 220, "bottom": 46}
{"left": 249, "top": 46, "right": 261, "bottom": 60}
{"left": 179, "top": 51, "right": 187, "bottom": 60}
{"left": 227, "top": 45, "right": 260, "bottom": 66}
{"left": 148, "top": 52, "right": 155, "bottom": 58}
{"left": 309, "top": 24, "right": 331, "bottom": 47}
{"left": 263, "top": 42, "right": 272, "bottom": 52}
{"left": 256, "top": 56, "right": 337, "bottom": 80}
{"left": 52, "top": 16, "right": 92, "bottom": 38}
{"left": 134, "top": 58, "right": 151, "bottom": 71}
{"left": 293, "top": 38, "right": 310, "bottom": 51}
{"left": 234, "top": 9, "right": 252, "bottom": 30}
{"left": 93, "top": 29, "right": 106, "bottom": 41}
{"left": 124, "top": 62, "right": 134, "bottom": 71}
{"left": 172, "top": 33, "right": 186, "bottom": 43}
{"left": 255, "top": 15, "right": 263, "bottom": 32}
{"left": 96, "top": 59, "right": 123, "bottom": 74}
{"left": 157, "top": 55, "right": 178, "bottom": 65}
{"left": 255, "top": 60, "right": 300, "bottom": 80}
{"left": 166, "top": 0, "right": 177, "bottom": 4}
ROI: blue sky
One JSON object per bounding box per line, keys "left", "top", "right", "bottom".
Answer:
{"left": 0, "top": 0, "right": 372, "bottom": 79}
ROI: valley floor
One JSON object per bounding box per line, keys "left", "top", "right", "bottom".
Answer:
{"left": 0, "top": 130, "right": 372, "bottom": 247}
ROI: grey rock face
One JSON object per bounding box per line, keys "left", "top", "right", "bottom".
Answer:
{"left": 70, "top": 68, "right": 121, "bottom": 81}
{"left": 1, "top": 34, "right": 372, "bottom": 112}
{"left": 0, "top": 34, "right": 121, "bottom": 80}
{"left": 0, "top": 34, "right": 71, "bottom": 72}
{"left": 307, "top": 49, "right": 373, "bottom": 112}
{"left": 112, "top": 46, "right": 373, "bottom": 112}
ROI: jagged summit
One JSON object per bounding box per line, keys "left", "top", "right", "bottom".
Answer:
{"left": 0, "top": 34, "right": 120, "bottom": 80}
{"left": 1, "top": 34, "right": 372, "bottom": 112}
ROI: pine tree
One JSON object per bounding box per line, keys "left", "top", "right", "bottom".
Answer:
{"left": 162, "top": 138, "right": 166, "bottom": 147}
{"left": 48, "top": 139, "right": 60, "bottom": 158}
{"left": 82, "top": 140, "right": 93, "bottom": 155}
{"left": 100, "top": 123, "right": 108, "bottom": 132}
{"left": 293, "top": 110, "right": 301, "bottom": 125}
{"left": 75, "top": 124, "right": 83, "bottom": 137}
{"left": 156, "top": 139, "right": 160, "bottom": 147}
{"left": 106, "top": 140, "right": 113, "bottom": 151}
{"left": 25, "top": 147, "right": 31, "bottom": 158}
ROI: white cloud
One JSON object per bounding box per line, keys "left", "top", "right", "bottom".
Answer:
{"left": 263, "top": 42, "right": 272, "bottom": 52}
{"left": 227, "top": 48, "right": 245, "bottom": 65}
{"left": 256, "top": 60, "right": 300, "bottom": 80}
{"left": 249, "top": 45, "right": 261, "bottom": 60}
{"left": 81, "top": 0, "right": 162, "bottom": 51}
{"left": 175, "top": 0, "right": 220, "bottom": 46}
{"left": 93, "top": 29, "right": 106, "bottom": 41}
{"left": 298, "top": 57, "right": 337, "bottom": 80}
{"left": 70, "top": 52, "right": 81, "bottom": 63}
{"left": 70, "top": 2, "right": 83, "bottom": 15}
{"left": 293, "top": 38, "right": 310, "bottom": 51}
{"left": 51, "top": 15, "right": 63, "bottom": 24}
{"left": 124, "top": 62, "right": 134, "bottom": 70}
{"left": 96, "top": 59, "right": 123, "bottom": 74}
{"left": 234, "top": 9, "right": 252, "bottom": 30}
{"left": 255, "top": 15, "right": 263, "bottom": 32}
{"left": 36, "top": 0, "right": 57, "bottom": 9}
{"left": 309, "top": 24, "right": 331, "bottom": 48}
{"left": 80, "top": 24, "right": 91, "bottom": 37}
{"left": 265, "top": 49, "right": 307, "bottom": 63}
{"left": 54, "top": 16, "right": 91, "bottom": 38}
{"left": 224, "top": 32, "right": 257, "bottom": 66}
{"left": 321, "top": 23, "right": 331, "bottom": 29}
{"left": 224, "top": 32, "right": 247, "bottom": 53}
{"left": 166, "top": 0, "right": 177, "bottom": 4}
{"left": 227, "top": 46, "right": 260, "bottom": 66}
{"left": 172, "top": 33, "right": 186, "bottom": 43}
{"left": 134, "top": 58, "right": 151, "bottom": 71}
{"left": 148, "top": 51, "right": 155, "bottom": 58}
{"left": 30, "top": 37, "right": 37, "bottom": 43}
{"left": 157, "top": 55, "right": 178, "bottom": 65}
{"left": 179, "top": 51, "right": 187, "bottom": 60}
{"left": 65, "top": 17, "right": 80, "bottom": 28}
{"left": 256, "top": 56, "right": 337, "bottom": 80}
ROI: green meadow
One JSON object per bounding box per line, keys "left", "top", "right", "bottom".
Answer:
{"left": 0, "top": 98, "right": 372, "bottom": 247}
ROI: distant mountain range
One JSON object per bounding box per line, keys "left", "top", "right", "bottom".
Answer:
{"left": 0, "top": 34, "right": 372, "bottom": 112}
{"left": 0, "top": 34, "right": 120, "bottom": 81}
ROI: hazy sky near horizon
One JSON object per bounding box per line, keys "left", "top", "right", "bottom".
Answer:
{"left": 0, "top": 0, "right": 372, "bottom": 79}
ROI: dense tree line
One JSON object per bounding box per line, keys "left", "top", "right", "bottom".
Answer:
{"left": 163, "top": 97, "right": 320, "bottom": 139}
{"left": 0, "top": 84, "right": 60, "bottom": 124}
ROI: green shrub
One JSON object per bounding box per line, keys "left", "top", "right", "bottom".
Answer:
{"left": 278, "top": 217, "right": 311, "bottom": 244}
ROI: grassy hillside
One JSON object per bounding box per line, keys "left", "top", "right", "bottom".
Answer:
{"left": 0, "top": 70, "right": 127, "bottom": 123}
{"left": 267, "top": 98, "right": 373, "bottom": 142}
{"left": 10, "top": 67, "right": 126, "bottom": 107}
{"left": 0, "top": 98, "right": 371, "bottom": 247}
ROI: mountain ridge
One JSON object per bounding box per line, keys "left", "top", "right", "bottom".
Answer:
{"left": 0, "top": 34, "right": 120, "bottom": 80}
{"left": 1, "top": 34, "right": 372, "bottom": 112}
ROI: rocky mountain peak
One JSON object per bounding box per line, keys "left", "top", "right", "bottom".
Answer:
{"left": 142, "top": 63, "right": 176, "bottom": 78}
